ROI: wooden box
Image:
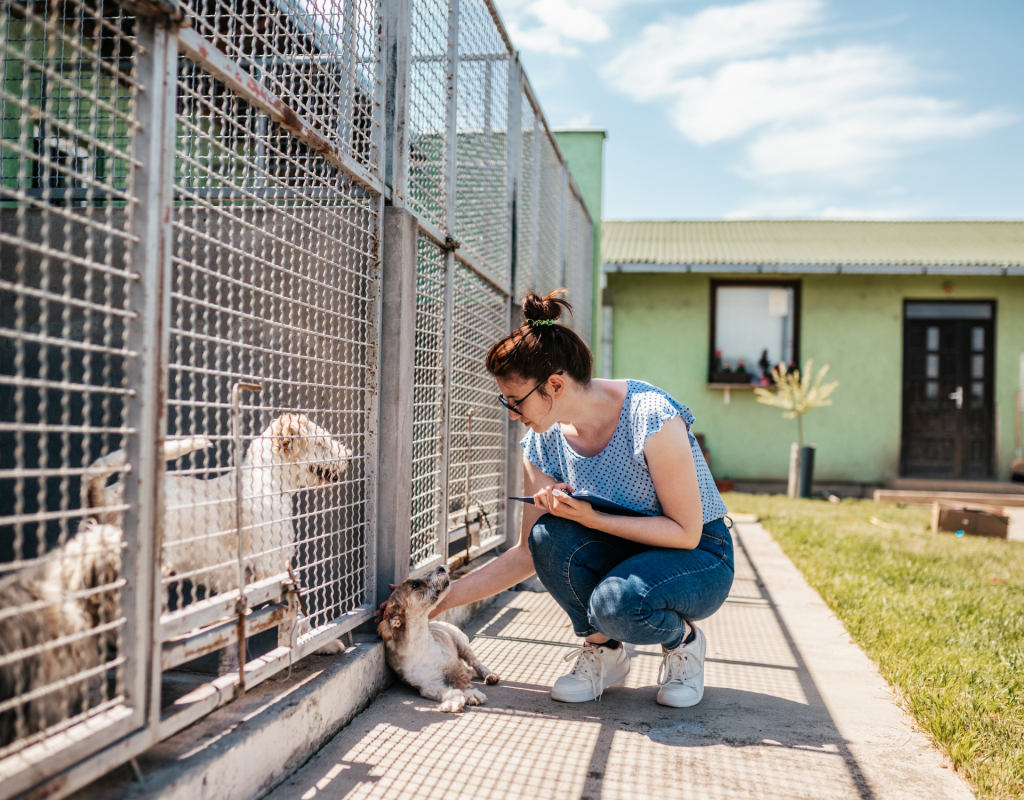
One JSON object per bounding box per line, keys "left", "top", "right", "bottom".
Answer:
{"left": 931, "top": 505, "right": 1009, "bottom": 539}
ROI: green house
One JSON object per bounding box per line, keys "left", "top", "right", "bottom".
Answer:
{"left": 602, "top": 220, "right": 1024, "bottom": 491}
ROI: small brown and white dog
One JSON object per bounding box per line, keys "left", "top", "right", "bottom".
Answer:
{"left": 0, "top": 519, "right": 123, "bottom": 747}
{"left": 378, "top": 567, "right": 499, "bottom": 713}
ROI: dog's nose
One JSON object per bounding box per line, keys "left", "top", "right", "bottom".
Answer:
{"left": 433, "top": 566, "right": 448, "bottom": 576}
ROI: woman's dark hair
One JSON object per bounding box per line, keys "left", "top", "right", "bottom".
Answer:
{"left": 486, "top": 289, "right": 593, "bottom": 389}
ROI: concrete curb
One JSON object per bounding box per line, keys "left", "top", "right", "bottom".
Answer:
{"left": 735, "top": 520, "right": 976, "bottom": 799}
{"left": 70, "top": 579, "right": 497, "bottom": 800}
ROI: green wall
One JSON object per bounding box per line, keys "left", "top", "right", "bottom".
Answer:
{"left": 606, "top": 272, "right": 1024, "bottom": 483}
{"left": 553, "top": 130, "right": 605, "bottom": 375}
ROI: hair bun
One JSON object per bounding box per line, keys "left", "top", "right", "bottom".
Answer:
{"left": 521, "top": 289, "right": 573, "bottom": 325}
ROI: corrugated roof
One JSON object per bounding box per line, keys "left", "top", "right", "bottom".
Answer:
{"left": 601, "top": 220, "right": 1024, "bottom": 266}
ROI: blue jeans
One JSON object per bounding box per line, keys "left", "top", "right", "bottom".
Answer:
{"left": 528, "top": 515, "right": 735, "bottom": 650}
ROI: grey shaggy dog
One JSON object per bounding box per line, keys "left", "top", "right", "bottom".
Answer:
{"left": 0, "top": 520, "right": 123, "bottom": 748}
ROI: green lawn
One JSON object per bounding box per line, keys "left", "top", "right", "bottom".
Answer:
{"left": 721, "top": 493, "right": 1024, "bottom": 800}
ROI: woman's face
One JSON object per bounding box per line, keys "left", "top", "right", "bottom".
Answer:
{"left": 496, "top": 374, "right": 564, "bottom": 431}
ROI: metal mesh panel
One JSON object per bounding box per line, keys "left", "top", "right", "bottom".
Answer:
{"left": 446, "top": 260, "right": 505, "bottom": 550}
{"left": 407, "top": 0, "right": 448, "bottom": 230}
{"left": 178, "top": 0, "right": 382, "bottom": 178}
{"left": 408, "top": 235, "right": 446, "bottom": 570}
{"left": 513, "top": 92, "right": 535, "bottom": 301}
{"left": 453, "top": 0, "right": 507, "bottom": 284}
{"left": 0, "top": 0, "right": 137, "bottom": 756}
{"left": 563, "top": 193, "right": 580, "bottom": 333}
{"left": 164, "top": 50, "right": 379, "bottom": 632}
{"left": 574, "top": 195, "right": 593, "bottom": 344}
{"left": 562, "top": 192, "right": 592, "bottom": 343}
{"left": 534, "top": 129, "right": 562, "bottom": 297}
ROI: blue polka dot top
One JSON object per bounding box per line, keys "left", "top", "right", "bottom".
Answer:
{"left": 521, "top": 380, "right": 728, "bottom": 523}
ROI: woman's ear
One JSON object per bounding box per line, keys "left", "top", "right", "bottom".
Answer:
{"left": 377, "top": 602, "right": 404, "bottom": 642}
{"left": 547, "top": 372, "right": 566, "bottom": 398}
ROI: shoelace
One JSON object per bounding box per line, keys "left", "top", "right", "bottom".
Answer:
{"left": 564, "top": 643, "right": 606, "bottom": 701}
{"left": 658, "top": 649, "right": 699, "bottom": 687}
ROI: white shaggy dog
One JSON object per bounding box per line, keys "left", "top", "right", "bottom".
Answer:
{"left": 0, "top": 520, "right": 123, "bottom": 747}
{"left": 378, "top": 567, "right": 499, "bottom": 712}
{"left": 86, "top": 414, "right": 351, "bottom": 595}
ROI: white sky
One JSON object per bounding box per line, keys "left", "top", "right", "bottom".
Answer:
{"left": 492, "top": 0, "right": 1023, "bottom": 220}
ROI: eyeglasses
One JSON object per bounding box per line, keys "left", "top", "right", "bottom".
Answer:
{"left": 498, "top": 372, "right": 563, "bottom": 415}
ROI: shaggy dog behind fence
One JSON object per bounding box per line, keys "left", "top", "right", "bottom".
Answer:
{"left": 378, "top": 567, "right": 499, "bottom": 712}
{"left": 0, "top": 520, "right": 123, "bottom": 747}
{"left": 87, "top": 414, "right": 352, "bottom": 668}
{"left": 86, "top": 414, "right": 351, "bottom": 595}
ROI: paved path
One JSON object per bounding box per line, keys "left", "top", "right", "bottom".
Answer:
{"left": 266, "top": 520, "right": 975, "bottom": 800}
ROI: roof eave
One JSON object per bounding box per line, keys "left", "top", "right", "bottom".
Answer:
{"left": 602, "top": 262, "right": 1024, "bottom": 276}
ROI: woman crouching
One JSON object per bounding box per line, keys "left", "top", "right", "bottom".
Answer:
{"left": 428, "top": 289, "right": 734, "bottom": 707}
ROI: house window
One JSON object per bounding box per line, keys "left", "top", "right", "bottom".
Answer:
{"left": 709, "top": 280, "right": 800, "bottom": 384}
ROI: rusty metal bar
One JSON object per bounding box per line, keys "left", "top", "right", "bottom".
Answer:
{"left": 230, "top": 382, "right": 261, "bottom": 697}
{"left": 175, "top": 27, "right": 383, "bottom": 196}
{"left": 158, "top": 575, "right": 288, "bottom": 641}
{"left": 161, "top": 602, "right": 289, "bottom": 671}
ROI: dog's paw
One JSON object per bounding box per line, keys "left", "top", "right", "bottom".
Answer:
{"left": 439, "top": 698, "right": 465, "bottom": 713}
{"left": 315, "top": 639, "right": 346, "bottom": 655}
{"left": 464, "top": 689, "right": 486, "bottom": 706}
{"left": 484, "top": 673, "right": 500, "bottom": 685}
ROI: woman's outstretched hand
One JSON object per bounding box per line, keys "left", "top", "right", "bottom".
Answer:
{"left": 533, "top": 483, "right": 597, "bottom": 526}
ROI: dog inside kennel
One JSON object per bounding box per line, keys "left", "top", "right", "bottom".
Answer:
{"left": 0, "top": 0, "right": 382, "bottom": 765}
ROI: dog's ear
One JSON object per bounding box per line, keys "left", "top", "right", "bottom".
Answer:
{"left": 377, "top": 602, "right": 404, "bottom": 642}
{"left": 271, "top": 414, "right": 310, "bottom": 457}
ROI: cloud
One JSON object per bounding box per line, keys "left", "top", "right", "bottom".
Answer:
{"left": 601, "top": 0, "right": 1015, "bottom": 181}
{"left": 604, "top": 0, "right": 823, "bottom": 100}
{"left": 505, "top": 0, "right": 616, "bottom": 56}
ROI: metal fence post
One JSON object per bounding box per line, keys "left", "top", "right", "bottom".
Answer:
{"left": 119, "top": 14, "right": 177, "bottom": 733}
{"left": 384, "top": 0, "right": 411, "bottom": 204}
{"left": 377, "top": 207, "right": 419, "bottom": 605}
{"left": 434, "top": 0, "right": 460, "bottom": 564}
{"left": 505, "top": 53, "right": 521, "bottom": 294}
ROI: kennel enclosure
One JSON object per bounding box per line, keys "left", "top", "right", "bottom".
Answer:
{"left": 0, "top": 0, "right": 593, "bottom": 794}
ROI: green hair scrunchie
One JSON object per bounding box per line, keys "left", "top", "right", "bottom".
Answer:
{"left": 526, "top": 318, "right": 555, "bottom": 327}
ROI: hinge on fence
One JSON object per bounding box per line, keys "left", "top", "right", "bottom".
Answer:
{"left": 442, "top": 236, "right": 461, "bottom": 252}
{"left": 118, "top": 0, "right": 186, "bottom": 24}
{"left": 283, "top": 565, "right": 309, "bottom": 618}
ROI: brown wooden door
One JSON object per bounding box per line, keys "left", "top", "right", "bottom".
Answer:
{"left": 901, "top": 302, "right": 995, "bottom": 479}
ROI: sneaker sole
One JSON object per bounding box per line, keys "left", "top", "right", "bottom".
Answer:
{"left": 656, "top": 681, "right": 704, "bottom": 708}
{"left": 551, "top": 656, "right": 631, "bottom": 703}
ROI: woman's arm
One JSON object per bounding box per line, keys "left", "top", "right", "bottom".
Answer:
{"left": 429, "top": 455, "right": 558, "bottom": 617}
{"left": 533, "top": 416, "right": 704, "bottom": 549}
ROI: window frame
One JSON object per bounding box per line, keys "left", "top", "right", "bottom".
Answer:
{"left": 707, "top": 278, "right": 803, "bottom": 385}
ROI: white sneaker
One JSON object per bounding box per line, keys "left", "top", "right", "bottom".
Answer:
{"left": 551, "top": 642, "right": 630, "bottom": 702}
{"left": 656, "top": 625, "right": 706, "bottom": 708}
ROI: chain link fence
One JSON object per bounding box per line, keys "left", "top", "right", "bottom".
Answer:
{"left": 0, "top": 0, "right": 592, "bottom": 792}
{"left": 402, "top": 0, "right": 593, "bottom": 574}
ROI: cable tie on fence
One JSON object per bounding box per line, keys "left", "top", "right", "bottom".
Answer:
{"left": 442, "top": 236, "right": 461, "bottom": 252}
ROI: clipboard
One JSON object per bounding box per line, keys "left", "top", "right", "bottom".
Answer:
{"left": 508, "top": 490, "right": 652, "bottom": 517}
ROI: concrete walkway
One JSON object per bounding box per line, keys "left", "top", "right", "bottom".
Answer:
{"left": 265, "top": 520, "right": 975, "bottom": 800}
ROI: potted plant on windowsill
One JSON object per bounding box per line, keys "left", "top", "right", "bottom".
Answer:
{"left": 754, "top": 360, "right": 839, "bottom": 498}
{"left": 710, "top": 351, "right": 756, "bottom": 384}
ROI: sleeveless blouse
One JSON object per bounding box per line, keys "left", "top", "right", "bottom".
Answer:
{"left": 520, "top": 380, "right": 728, "bottom": 523}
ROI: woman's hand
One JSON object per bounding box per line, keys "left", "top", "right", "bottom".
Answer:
{"left": 533, "top": 483, "right": 599, "bottom": 526}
